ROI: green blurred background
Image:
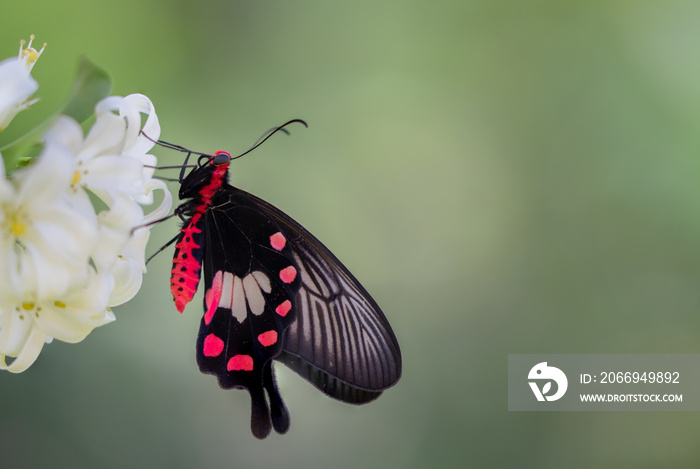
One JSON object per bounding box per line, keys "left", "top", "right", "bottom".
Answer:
{"left": 3, "top": 1, "right": 700, "bottom": 467}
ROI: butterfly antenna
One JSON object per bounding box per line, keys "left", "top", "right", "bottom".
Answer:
{"left": 140, "top": 131, "right": 212, "bottom": 158}
{"left": 231, "top": 119, "right": 308, "bottom": 160}
{"left": 141, "top": 131, "right": 212, "bottom": 180}
{"left": 154, "top": 175, "right": 180, "bottom": 182}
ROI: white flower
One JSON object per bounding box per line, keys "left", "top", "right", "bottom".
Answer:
{"left": 0, "top": 269, "right": 115, "bottom": 372}
{"left": 0, "top": 140, "right": 112, "bottom": 372}
{"left": 0, "top": 35, "right": 44, "bottom": 131}
{"left": 0, "top": 142, "right": 98, "bottom": 300}
{"left": 0, "top": 36, "right": 172, "bottom": 372}
{"left": 44, "top": 93, "right": 172, "bottom": 304}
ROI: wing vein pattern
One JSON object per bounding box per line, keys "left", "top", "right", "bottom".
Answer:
{"left": 229, "top": 188, "right": 401, "bottom": 402}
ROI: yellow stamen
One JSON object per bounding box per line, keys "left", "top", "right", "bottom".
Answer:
{"left": 22, "top": 302, "right": 34, "bottom": 310}
{"left": 11, "top": 219, "right": 26, "bottom": 236}
{"left": 21, "top": 47, "right": 39, "bottom": 63}
{"left": 72, "top": 170, "right": 81, "bottom": 186}
{"left": 54, "top": 300, "right": 66, "bottom": 308}
{"left": 19, "top": 35, "right": 46, "bottom": 68}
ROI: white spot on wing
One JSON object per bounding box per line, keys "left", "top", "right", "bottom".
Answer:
{"left": 213, "top": 271, "right": 273, "bottom": 323}
{"left": 219, "top": 272, "right": 234, "bottom": 309}
{"left": 231, "top": 275, "right": 246, "bottom": 322}
{"left": 252, "top": 271, "right": 271, "bottom": 293}
{"left": 243, "top": 273, "right": 265, "bottom": 315}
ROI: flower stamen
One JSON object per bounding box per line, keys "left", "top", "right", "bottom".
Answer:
{"left": 11, "top": 220, "right": 26, "bottom": 236}
{"left": 18, "top": 35, "right": 46, "bottom": 71}
{"left": 7, "top": 210, "right": 28, "bottom": 237}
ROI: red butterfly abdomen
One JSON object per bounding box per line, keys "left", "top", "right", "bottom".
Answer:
{"left": 170, "top": 212, "right": 205, "bottom": 313}
{"left": 171, "top": 160, "right": 229, "bottom": 313}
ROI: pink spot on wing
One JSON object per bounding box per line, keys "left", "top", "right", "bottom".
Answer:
{"left": 227, "top": 355, "right": 254, "bottom": 371}
{"left": 279, "top": 266, "right": 297, "bottom": 284}
{"left": 257, "top": 330, "right": 278, "bottom": 347}
{"left": 275, "top": 300, "right": 292, "bottom": 317}
{"left": 202, "top": 334, "right": 224, "bottom": 357}
{"left": 269, "top": 232, "right": 286, "bottom": 251}
{"left": 203, "top": 271, "right": 224, "bottom": 325}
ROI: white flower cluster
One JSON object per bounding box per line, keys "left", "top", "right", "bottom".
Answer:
{"left": 0, "top": 37, "right": 172, "bottom": 372}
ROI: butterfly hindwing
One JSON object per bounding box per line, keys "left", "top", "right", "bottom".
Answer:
{"left": 196, "top": 189, "right": 301, "bottom": 438}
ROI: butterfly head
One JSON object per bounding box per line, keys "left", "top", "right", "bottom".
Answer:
{"left": 178, "top": 151, "right": 231, "bottom": 200}
{"left": 211, "top": 151, "right": 231, "bottom": 166}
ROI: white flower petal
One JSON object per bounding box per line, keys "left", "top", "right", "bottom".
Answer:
{"left": 65, "top": 185, "right": 100, "bottom": 220}
{"left": 35, "top": 271, "right": 113, "bottom": 343}
{"left": 81, "top": 112, "right": 127, "bottom": 159}
{"left": 42, "top": 115, "right": 84, "bottom": 153}
{"left": 0, "top": 306, "right": 33, "bottom": 355}
{"left": 35, "top": 305, "right": 94, "bottom": 343}
{"left": 0, "top": 58, "right": 38, "bottom": 130}
{"left": 109, "top": 256, "right": 144, "bottom": 306}
{"left": 0, "top": 325, "right": 47, "bottom": 373}
{"left": 140, "top": 153, "right": 157, "bottom": 183}
{"left": 121, "top": 93, "right": 160, "bottom": 155}
{"left": 141, "top": 179, "right": 173, "bottom": 221}
{"left": 92, "top": 225, "right": 129, "bottom": 271}
{"left": 14, "top": 142, "right": 73, "bottom": 212}
{"left": 92, "top": 197, "right": 146, "bottom": 272}
{"left": 4, "top": 244, "right": 36, "bottom": 297}
{"left": 94, "top": 95, "right": 124, "bottom": 115}
{"left": 99, "top": 194, "right": 145, "bottom": 228}
{"left": 122, "top": 227, "right": 150, "bottom": 272}
{"left": 28, "top": 206, "right": 97, "bottom": 268}
{"left": 80, "top": 154, "right": 144, "bottom": 196}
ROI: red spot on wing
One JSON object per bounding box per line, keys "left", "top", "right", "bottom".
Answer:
{"left": 227, "top": 355, "right": 254, "bottom": 371}
{"left": 204, "top": 271, "right": 224, "bottom": 325}
{"left": 275, "top": 300, "right": 292, "bottom": 317}
{"left": 269, "top": 232, "right": 286, "bottom": 251}
{"left": 257, "top": 330, "right": 278, "bottom": 347}
{"left": 203, "top": 334, "right": 224, "bottom": 357}
{"left": 279, "top": 266, "right": 297, "bottom": 284}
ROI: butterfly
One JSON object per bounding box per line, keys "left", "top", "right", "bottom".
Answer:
{"left": 160, "top": 121, "right": 401, "bottom": 439}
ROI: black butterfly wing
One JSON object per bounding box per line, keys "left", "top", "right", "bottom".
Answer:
{"left": 197, "top": 184, "right": 401, "bottom": 438}
{"left": 231, "top": 185, "right": 402, "bottom": 402}
{"left": 197, "top": 189, "right": 302, "bottom": 438}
